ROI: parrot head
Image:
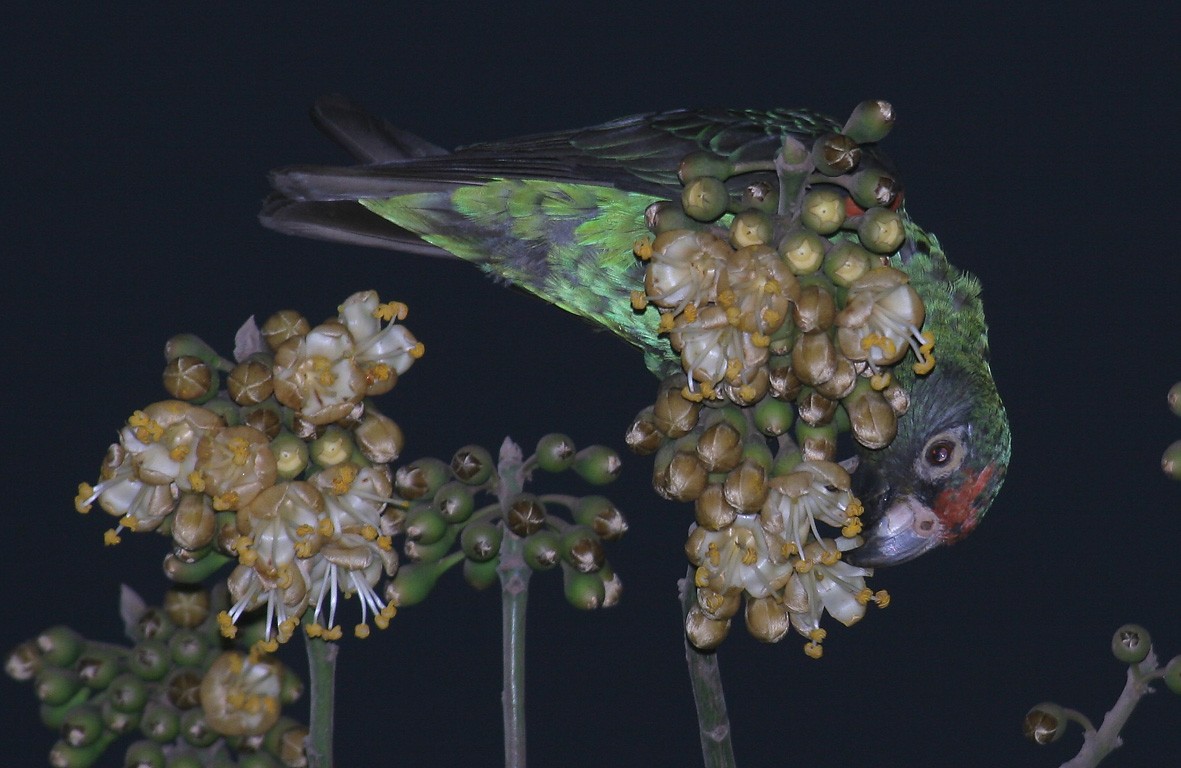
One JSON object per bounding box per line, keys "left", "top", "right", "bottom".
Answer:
{"left": 846, "top": 228, "right": 1010, "bottom": 567}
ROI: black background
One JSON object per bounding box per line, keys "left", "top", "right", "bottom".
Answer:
{"left": 4, "top": 4, "right": 1180, "bottom": 766}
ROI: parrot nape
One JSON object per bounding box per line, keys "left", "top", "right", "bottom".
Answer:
{"left": 260, "top": 95, "right": 1010, "bottom": 568}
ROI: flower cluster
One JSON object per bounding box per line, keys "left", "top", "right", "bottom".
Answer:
{"left": 75, "top": 291, "right": 422, "bottom": 648}
{"left": 627, "top": 102, "right": 929, "bottom": 655}
{"left": 4, "top": 585, "right": 308, "bottom": 768}
{"left": 632, "top": 99, "right": 931, "bottom": 455}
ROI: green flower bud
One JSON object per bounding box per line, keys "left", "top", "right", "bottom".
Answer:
{"left": 460, "top": 521, "right": 503, "bottom": 563}
{"left": 729, "top": 209, "right": 773, "bottom": 248}
{"left": 562, "top": 526, "right": 605, "bottom": 573}
{"left": 269, "top": 432, "right": 310, "bottom": 480}
{"left": 506, "top": 494, "right": 548, "bottom": 536}
{"left": 842, "top": 100, "right": 895, "bottom": 144}
{"left": 771, "top": 444, "right": 803, "bottom": 476}
{"left": 36, "top": 666, "right": 84, "bottom": 705}
{"left": 644, "top": 200, "right": 697, "bottom": 235}
{"left": 723, "top": 458, "right": 769, "bottom": 513}
{"left": 1169, "top": 381, "right": 1181, "bottom": 417}
{"left": 681, "top": 176, "right": 729, "bottom": 222}
{"left": 385, "top": 557, "right": 456, "bottom": 607}
{"left": 1111, "top": 624, "right": 1152, "bottom": 664}
{"left": 125, "top": 739, "right": 166, "bottom": 768}
{"left": 849, "top": 169, "right": 901, "bottom": 210}
{"left": 563, "top": 568, "right": 606, "bottom": 610}
{"left": 37, "top": 626, "right": 86, "bottom": 668}
{"left": 394, "top": 457, "right": 451, "bottom": 499}
{"left": 694, "top": 483, "right": 738, "bottom": 531}
{"left": 573, "top": 445, "right": 622, "bottom": 485}
{"left": 800, "top": 188, "right": 845, "bottom": 234}
{"left": 463, "top": 556, "right": 500, "bottom": 590}
{"left": 796, "top": 421, "right": 838, "bottom": 462}
{"left": 573, "top": 496, "right": 628, "bottom": 540}
{"left": 100, "top": 698, "right": 138, "bottom": 734}
{"left": 402, "top": 530, "right": 457, "bottom": 563}
{"left": 811, "top": 133, "right": 862, "bottom": 176}
{"left": 857, "top": 206, "right": 905, "bottom": 254}
{"left": 696, "top": 420, "right": 744, "bottom": 473}
{"left": 1162, "top": 440, "right": 1181, "bottom": 481}
{"left": 451, "top": 444, "right": 494, "bottom": 485}
{"left": 163, "top": 333, "right": 224, "bottom": 368}
{"left": 162, "top": 551, "right": 231, "bottom": 585}
{"left": 753, "top": 393, "right": 794, "bottom": 436}
{"left": 1023, "top": 702, "right": 1066, "bottom": 745}
{"left": 199, "top": 396, "right": 241, "bottom": 426}
{"left": 824, "top": 241, "right": 872, "bottom": 287}
{"left": 779, "top": 228, "right": 826, "bottom": 275}
{"left": 306, "top": 425, "right": 351, "bottom": 468}
{"left": 434, "top": 482, "right": 476, "bottom": 524}
{"left": 684, "top": 606, "right": 730, "bottom": 650}
{"left": 140, "top": 700, "right": 180, "bottom": 742}
{"left": 180, "top": 708, "right": 218, "bottom": 748}
{"left": 107, "top": 673, "right": 148, "bottom": 713}
{"left": 678, "top": 151, "right": 734, "bottom": 183}
{"left": 624, "top": 408, "right": 665, "bottom": 455}
{"left": 524, "top": 530, "right": 562, "bottom": 571}
{"left": 127, "top": 641, "right": 170, "bottom": 682}
{"left": 1163, "top": 655, "right": 1181, "bottom": 694}
{"left": 405, "top": 504, "right": 448, "bottom": 544}
{"left": 74, "top": 646, "right": 121, "bottom": 690}
{"left": 47, "top": 737, "right": 114, "bottom": 768}
{"left": 741, "top": 436, "right": 775, "bottom": 472}
{"left": 163, "top": 356, "right": 217, "bottom": 403}
{"left": 535, "top": 432, "right": 577, "bottom": 472}
{"left": 167, "top": 629, "right": 208, "bottom": 668}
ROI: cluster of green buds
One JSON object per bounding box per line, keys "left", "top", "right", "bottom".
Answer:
{"left": 384, "top": 434, "right": 626, "bottom": 611}
{"left": 625, "top": 102, "right": 924, "bottom": 656}
{"left": 74, "top": 291, "right": 424, "bottom": 649}
{"left": 628, "top": 378, "right": 886, "bottom": 657}
{"left": 5, "top": 585, "right": 307, "bottom": 768}
{"left": 631, "top": 99, "right": 930, "bottom": 455}
{"left": 1024, "top": 625, "right": 1181, "bottom": 753}
{"left": 1163, "top": 381, "right": 1181, "bottom": 480}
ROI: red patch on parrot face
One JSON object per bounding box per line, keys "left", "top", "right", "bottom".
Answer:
{"left": 932, "top": 464, "right": 997, "bottom": 543}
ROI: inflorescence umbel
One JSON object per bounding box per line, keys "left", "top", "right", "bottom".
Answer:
{"left": 626, "top": 101, "right": 924, "bottom": 656}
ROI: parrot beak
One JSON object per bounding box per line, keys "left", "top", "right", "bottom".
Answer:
{"left": 846, "top": 495, "right": 943, "bottom": 567}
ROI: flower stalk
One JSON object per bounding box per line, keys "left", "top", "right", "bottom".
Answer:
{"left": 680, "top": 568, "right": 737, "bottom": 768}
{"left": 496, "top": 439, "right": 531, "bottom": 768}
{"left": 304, "top": 630, "right": 338, "bottom": 768}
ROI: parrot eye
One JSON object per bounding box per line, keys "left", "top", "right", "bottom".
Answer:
{"left": 915, "top": 429, "right": 966, "bottom": 482}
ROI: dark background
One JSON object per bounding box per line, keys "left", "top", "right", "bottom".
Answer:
{"left": 4, "top": 4, "right": 1179, "bottom": 766}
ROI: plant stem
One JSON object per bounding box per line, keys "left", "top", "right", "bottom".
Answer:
{"left": 1060, "top": 650, "right": 1159, "bottom": 768}
{"left": 304, "top": 632, "right": 338, "bottom": 768}
{"left": 496, "top": 437, "right": 530, "bottom": 768}
{"left": 679, "top": 568, "right": 737, "bottom": 768}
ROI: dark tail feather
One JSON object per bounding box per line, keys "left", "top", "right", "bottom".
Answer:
{"left": 258, "top": 194, "right": 454, "bottom": 258}
{"left": 310, "top": 95, "right": 449, "bottom": 163}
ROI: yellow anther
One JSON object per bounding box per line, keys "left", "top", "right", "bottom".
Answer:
{"left": 228, "top": 437, "right": 250, "bottom": 466}
{"left": 861, "top": 333, "right": 897, "bottom": 358}
{"left": 354, "top": 623, "right": 371, "bottom": 639}
{"left": 294, "top": 540, "right": 313, "bottom": 558}
{"left": 809, "top": 628, "right": 827, "bottom": 642}
{"left": 119, "top": 514, "right": 139, "bottom": 532}
{"left": 188, "top": 471, "right": 205, "bottom": 493}
{"left": 782, "top": 541, "right": 799, "bottom": 557}
{"left": 633, "top": 238, "right": 653, "bottom": 260}
{"left": 373, "top": 301, "right": 408, "bottom": 321}
{"left": 410, "top": 342, "right": 426, "bottom": 359}
{"left": 361, "top": 524, "right": 378, "bottom": 541}
{"left": 369, "top": 362, "right": 393, "bottom": 382}
{"left": 256, "top": 638, "right": 279, "bottom": 654}
{"left": 657, "top": 313, "right": 677, "bottom": 334}
{"left": 324, "top": 625, "right": 343, "bottom": 641}
{"left": 681, "top": 385, "right": 704, "bottom": 403}
{"left": 725, "top": 359, "right": 742, "bottom": 380}
{"left": 871, "top": 371, "right": 892, "bottom": 390}
{"left": 738, "top": 384, "right": 756, "bottom": 401}
{"left": 856, "top": 587, "right": 874, "bottom": 605}
{"left": 381, "top": 602, "right": 398, "bottom": 618}
{"left": 630, "top": 290, "right": 648, "bottom": 311}
{"left": 874, "top": 590, "right": 891, "bottom": 608}
{"left": 318, "top": 518, "right": 335, "bottom": 537}
{"left": 761, "top": 307, "right": 782, "bottom": 326}
{"left": 724, "top": 306, "right": 741, "bottom": 324}
{"left": 740, "top": 546, "right": 758, "bottom": 566}
{"left": 305, "top": 622, "right": 324, "bottom": 638}
{"left": 682, "top": 303, "right": 698, "bottom": 322}
{"left": 217, "top": 611, "right": 238, "bottom": 639}
{"left": 129, "top": 411, "right": 164, "bottom": 442}
{"left": 103, "top": 529, "right": 122, "bottom": 546}
{"left": 794, "top": 559, "right": 814, "bottom": 574}
{"left": 841, "top": 518, "right": 863, "bottom": 537}
{"left": 803, "top": 641, "right": 823, "bottom": 659}
{"left": 75, "top": 483, "right": 95, "bottom": 514}
{"left": 718, "top": 289, "right": 736, "bottom": 308}
{"left": 751, "top": 332, "right": 770, "bottom": 348}
{"left": 701, "top": 591, "right": 724, "bottom": 612}
{"left": 693, "top": 566, "right": 710, "bottom": 588}
{"left": 706, "top": 541, "right": 721, "bottom": 567}
{"left": 377, "top": 535, "right": 393, "bottom": 551}
{"left": 913, "top": 353, "right": 935, "bottom": 375}
{"left": 212, "top": 491, "right": 238, "bottom": 511}
{"left": 846, "top": 498, "right": 864, "bottom": 517}
{"left": 820, "top": 548, "right": 840, "bottom": 565}
{"left": 169, "top": 444, "right": 190, "bottom": 462}
{"left": 764, "top": 279, "right": 780, "bottom": 294}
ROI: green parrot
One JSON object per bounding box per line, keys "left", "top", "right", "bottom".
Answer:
{"left": 261, "top": 95, "right": 1010, "bottom": 567}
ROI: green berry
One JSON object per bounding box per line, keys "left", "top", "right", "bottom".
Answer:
{"left": 385, "top": 558, "right": 455, "bottom": 607}
{"left": 535, "top": 432, "right": 577, "bottom": 472}
{"left": 523, "top": 530, "right": 562, "bottom": 571}
{"left": 823, "top": 242, "right": 872, "bottom": 287}
{"left": 678, "top": 151, "right": 733, "bottom": 183}
{"left": 1163, "top": 440, "right": 1181, "bottom": 480}
{"left": 573, "top": 496, "right": 627, "bottom": 541}
{"left": 37, "top": 626, "right": 85, "bottom": 668}
{"left": 60, "top": 704, "right": 105, "bottom": 748}
{"left": 463, "top": 557, "right": 500, "bottom": 590}
{"left": 811, "top": 133, "right": 862, "bottom": 176}
{"left": 405, "top": 504, "right": 448, "bottom": 544}
{"left": 74, "top": 647, "right": 121, "bottom": 690}
{"left": 36, "top": 666, "right": 84, "bottom": 706}
{"left": 167, "top": 630, "right": 207, "bottom": 668}
{"left": 128, "top": 640, "right": 171, "bottom": 682}
{"left": 563, "top": 568, "right": 607, "bottom": 610}
{"left": 856, "top": 206, "right": 906, "bottom": 254}
{"left": 753, "top": 396, "right": 794, "bottom": 436}
{"left": 800, "top": 188, "right": 845, "bottom": 235}
{"left": 107, "top": 673, "right": 148, "bottom": 713}
{"left": 434, "top": 482, "right": 476, "bottom": 524}
{"left": 179, "top": 708, "right": 218, "bottom": 748}
{"left": 842, "top": 100, "right": 895, "bottom": 144}
{"left": 460, "top": 521, "right": 503, "bottom": 563}
{"left": 561, "top": 527, "right": 605, "bottom": 573}
{"left": 1111, "top": 624, "right": 1152, "bottom": 664}
{"left": 139, "top": 701, "right": 179, "bottom": 742}
{"left": 1163, "top": 655, "right": 1181, "bottom": 694}
{"left": 394, "top": 457, "right": 452, "bottom": 499}
{"left": 779, "top": 228, "right": 826, "bottom": 275}
{"left": 573, "top": 445, "right": 622, "bottom": 485}
{"left": 124, "top": 739, "right": 166, "bottom": 768}
{"left": 729, "top": 209, "right": 772, "bottom": 248}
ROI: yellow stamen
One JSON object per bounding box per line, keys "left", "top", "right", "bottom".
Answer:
{"left": 75, "top": 483, "right": 95, "bottom": 513}
{"left": 373, "top": 301, "right": 408, "bottom": 321}
{"left": 330, "top": 464, "right": 358, "bottom": 495}
{"left": 740, "top": 546, "right": 758, "bottom": 566}
{"left": 841, "top": 518, "right": 863, "bottom": 537}
{"left": 846, "top": 498, "right": 864, "bottom": 517}
{"left": 657, "top": 313, "right": 676, "bottom": 334}
{"left": 912, "top": 353, "right": 935, "bottom": 375}
{"left": 103, "top": 529, "right": 122, "bottom": 546}
{"left": 874, "top": 590, "right": 891, "bottom": 608}
{"left": 794, "top": 559, "right": 814, "bottom": 574}
{"left": 681, "top": 386, "right": 704, "bottom": 403}
{"left": 354, "top": 624, "right": 371, "bottom": 639}
{"left": 630, "top": 290, "right": 648, "bottom": 311}
{"left": 317, "top": 518, "right": 335, "bottom": 537}
{"left": 633, "top": 238, "right": 653, "bottom": 260}
{"left": 119, "top": 515, "right": 139, "bottom": 532}
{"left": 855, "top": 587, "right": 874, "bottom": 605}
{"left": 169, "top": 444, "right": 190, "bottom": 462}
{"left": 377, "top": 535, "right": 393, "bottom": 551}
{"left": 820, "top": 549, "right": 840, "bottom": 565}
{"left": 410, "top": 343, "right": 426, "bottom": 359}
{"left": 706, "top": 542, "right": 721, "bottom": 567}
{"left": 871, "top": 371, "right": 892, "bottom": 390}
{"left": 188, "top": 471, "right": 205, "bottom": 493}
{"left": 681, "top": 303, "right": 698, "bottom": 323}
{"left": 217, "top": 611, "right": 238, "bottom": 639}
{"left": 360, "top": 524, "right": 378, "bottom": 541}
{"left": 212, "top": 491, "right": 239, "bottom": 511}
{"left": 803, "top": 641, "right": 823, "bottom": 659}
